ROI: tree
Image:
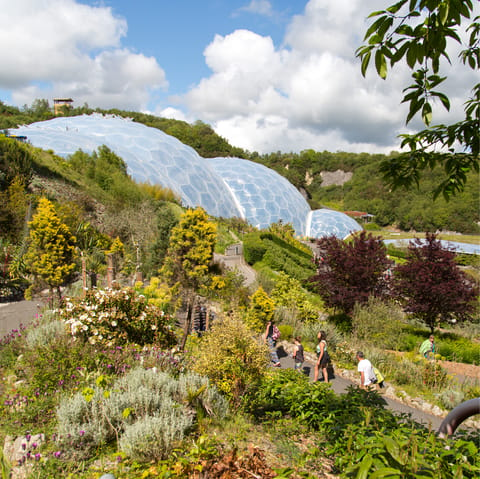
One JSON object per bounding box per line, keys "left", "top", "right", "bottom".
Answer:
{"left": 25, "top": 198, "right": 78, "bottom": 301}
{"left": 160, "top": 207, "right": 217, "bottom": 347}
{"left": 357, "top": 0, "right": 479, "bottom": 199}
{"left": 309, "top": 231, "right": 392, "bottom": 315}
{"left": 245, "top": 286, "right": 276, "bottom": 333}
{"left": 392, "top": 233, "right": 478, "bottom": 332}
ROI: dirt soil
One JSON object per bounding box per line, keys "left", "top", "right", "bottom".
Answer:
{"left": 438, "top": 360, "right": 480, "bottom": 380}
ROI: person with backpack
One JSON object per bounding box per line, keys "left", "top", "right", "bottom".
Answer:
{"left": 314, "top": 331, "right": 330, "bottom": 382}
{"left": 356, "top": 351, "right": 378, "bottom": 389}
{"left": 264, "top": 320, "right": 281, "bottom": 367}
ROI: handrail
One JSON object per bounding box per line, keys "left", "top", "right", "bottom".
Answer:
{"left": 437, "top": 398, "right": 480, "bottom": 437}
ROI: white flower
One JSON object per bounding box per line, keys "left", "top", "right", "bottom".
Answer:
{"left": 151, "top": 325, "right": 157, "bottom": 330}
{"left": 111, "top": 321, "right": 117, "bottom": 327}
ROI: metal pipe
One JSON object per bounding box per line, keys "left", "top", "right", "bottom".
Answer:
{"left": 438, "top": 398, "right": 480, "bottom": 437}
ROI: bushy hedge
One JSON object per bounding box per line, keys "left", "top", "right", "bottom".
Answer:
{"left": 243, "top": 232, "right": 315, "bottom": 282}
{"left": 244, "top": 369, "right": 480, "bottom": 478}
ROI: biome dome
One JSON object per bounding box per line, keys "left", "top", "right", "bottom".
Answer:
{"left": 12, "top": 114, "right": 362, "bottom": 239}
{"left": 306, "top": 209, "right": 363, "bottom": 240}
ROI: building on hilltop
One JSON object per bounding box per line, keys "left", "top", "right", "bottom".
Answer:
{"left": 53, "top": 98, "right": 73, "bottom": 115}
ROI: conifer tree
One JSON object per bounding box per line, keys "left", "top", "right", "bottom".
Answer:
{"left": 245, "top": 286, "right": 275, "bottom": 333}
{"left": 25, "top": 198, "right": 77, "bottom": 300}
{"left": 161, "top": 207, "right": 217, "bottom": 347}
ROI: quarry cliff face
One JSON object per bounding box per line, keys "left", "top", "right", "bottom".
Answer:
{"left": 319, "top": 170, "right": 353, "bottom": 187}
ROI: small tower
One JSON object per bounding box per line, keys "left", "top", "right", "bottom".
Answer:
{"left": 53, "top": 98, "right": 73, "bottom": 115}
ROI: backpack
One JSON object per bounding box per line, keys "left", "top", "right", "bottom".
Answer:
{"left": 272, "top": 324, "right": 281, "bottom": 341}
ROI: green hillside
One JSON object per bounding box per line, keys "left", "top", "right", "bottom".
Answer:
{"left": 1, "top": 99, "right": 479, "bottom": 234}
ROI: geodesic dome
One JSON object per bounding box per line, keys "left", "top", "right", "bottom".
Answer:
{"left": 207, "top": 157, "right": 310, "bottom": 233}
{"left": 306, "top": 209, "right": 363, "bottom": 240}
{"left": 12, "top": 114, "right": 363, "bottom": 239}
{"left": 14, "top": 114, "right": 241, "bottom": 219}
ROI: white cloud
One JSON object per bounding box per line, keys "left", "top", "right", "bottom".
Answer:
{"left": 180, "top": 0, "right": 476, "bottom": 154}
{"left": 0, "top": 0, "right": 167, "bottom": 110}
{"left": 235, "top": 0, "right": 274, "bottom": 17}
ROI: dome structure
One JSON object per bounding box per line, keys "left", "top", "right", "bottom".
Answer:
{"left": 207, "top": 157, "right": 310, "bottom": 234}
{"left": 13, "top": 114, "right": 241, "bottom": 219}
{"left": 12, "top": 114, "right": 363, "bottom": 240}
{"left": 306, "top": 209, "right": 363, "bottom": 240}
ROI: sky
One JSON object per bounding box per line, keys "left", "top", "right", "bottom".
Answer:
{"left": 0, "top": 0, "right": 477, "bottom": 155}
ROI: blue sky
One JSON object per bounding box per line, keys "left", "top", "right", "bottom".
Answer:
{"left": 0, "top": 0, "right": 476, "bottom": 154}
{"left": 99, "top": 0, "right": 305, "bottom": 101}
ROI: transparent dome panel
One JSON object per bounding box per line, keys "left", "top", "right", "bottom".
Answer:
{"left": 207, "top": 157, "right": 310, "bottom": 235}
{"left": 13, "top": 114, "right": 240, "bottom": 219}
{"left": 307, "top": 209, "right": 363, "bottom": 239}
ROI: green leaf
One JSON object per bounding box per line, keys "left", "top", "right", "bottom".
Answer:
{"left": 406, "top": 44, "right": 417, "bottom": 68}
{"left": 405, "top": 97, "right": 424, "bottom": 124}
{"left": 422, "top": 102, "right": 433, "bottom": 126}
{"left": 357, "top": 454, "right": 374, "bottom": 479}
{"left": 383, "top": 436, "right": 406, "bottom": 465}
{"left": 438, "top": 3, "right": 449, "bottom": 25}
{"left": 365, "top": 15, "right": 389, "bottom": 40}
{"left": 432, "top": 92, "right": 450, "bottom": 111}
{"left": 375, "top": 50, "right": 388, "bottom": 79}
{"left": 361, "top": 51, "right": 372, "bottom": 77}
{"left": 370, "top": 467, "right": 402, "bottom": 478}
{"left": 387, "top": 0, "right": 408, "bottom": 14}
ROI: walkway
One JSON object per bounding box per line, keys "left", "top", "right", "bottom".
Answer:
{"left": 274, "top": 341, "right": 453, "bottom": 432}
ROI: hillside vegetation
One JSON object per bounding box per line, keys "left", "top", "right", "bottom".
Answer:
{"left": 0, "top": 100, "right": 479, "bottom": 478}
{"left": 1, "top": 99, "right": 479, "bottom": 234}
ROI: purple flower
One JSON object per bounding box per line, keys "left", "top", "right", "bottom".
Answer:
{"left": 26, "top": 452, "right": 31, "bottom": 459}
{"left": 21, "top": 443, "right": 26, "bottom": 450}
{"left": 34, "top": 453, "right": 41, "bottom": 461}
{"left": 32, "top": 442, "right": 37, "bottom": 449}
{"left": 79, "top": 430, "right": 85, "bottom": 437}
{"left": 54, "top": 451, "right": 62, "bottom": 458}
{"left": 116, "top": 455, "right": 123, "bottom": 463}
{"left": 25, "top": 434, "right": 31, "bottom": 441}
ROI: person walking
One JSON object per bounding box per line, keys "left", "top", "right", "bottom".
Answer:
{"left": 264, "top": 320, "right": 281, "bottom": 367}
{"left": 292, "top": 336, "right": 304, "bottom": 371}
{"left": 356, "top": 351, "right": 378, "bottom": 389}
{"left": 314, "top": 331, "right": 329, "bottom": 382}
{"left": 419, "top": 334, "right": 435, "bottom": 359}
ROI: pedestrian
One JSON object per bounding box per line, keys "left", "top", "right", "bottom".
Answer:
{"left": 264, "top": 320, "right": 281, "bottom": 367}
{"left": 292, "top": 336, "right": 304, "bottom": 371}
{"left": 356, "top": 351, "right": 378, "bottom": 389}
{"left": 419, "top": 334, "right": 435, "bottom": 359}
{"left": 314, "top": 331, "right": 329, "bottom": 382}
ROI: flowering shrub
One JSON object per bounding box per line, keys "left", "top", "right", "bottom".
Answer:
{"left": 58, "top": 288, "right": 176, "bottom": 348}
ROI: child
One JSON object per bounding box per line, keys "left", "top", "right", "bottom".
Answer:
{"left": 293, "top": 336, "right": 304, "bottom": 371}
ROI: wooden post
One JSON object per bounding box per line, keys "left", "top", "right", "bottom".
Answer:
{"left": 81, "top": 255, "right": 87, "bottom": 297}
{"left": 107, "top": 254, "right": 115, "bottom": 288}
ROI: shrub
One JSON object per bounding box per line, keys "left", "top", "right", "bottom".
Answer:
{"left": 242, "top": 233, "right": 267, "bottom": 264}
{"left": 58, "top": 287, "right": 176, "bottom": 348}
{"left": 189, "top": 314, "right": 269, "bottom": 405}
{"left": 352, "top": 297, "right": 406, "bottom": 350}
{"left": 119, "top": 408, "right": 193, "bottom": 462}
{"left": 24, "top": 316, "right": 67, "bottom": 350}
{"left": 245, "top": 286, "right": 275, "bottom": 333}
{"left": 56, "top": 367, "right": 227, "bottom": 460}
{"left": 277, "top": 324, "right": 293, "bottom": 341}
